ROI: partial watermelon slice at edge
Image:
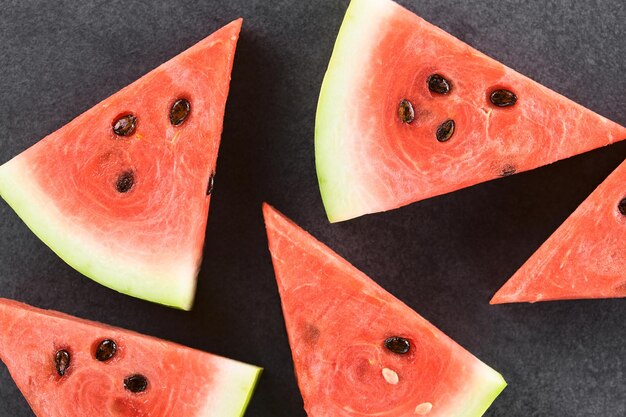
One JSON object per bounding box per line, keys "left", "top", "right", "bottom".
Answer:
{"left": 263, "top": 203, "right": 506, "bottom": 417}
{"left": 0, "top": 298, "right": 261, "bottom": 417}
{"left": 315, "top": 0, "right": 626, "bottom": 222}
{"left": 491, "top": 159, "right": 626, "bottom": 304}
{"left": 0, "top": 20, "right": 243, "bottom": 310}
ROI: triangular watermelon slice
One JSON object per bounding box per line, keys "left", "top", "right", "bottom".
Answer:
{"left": 263, "top": 203, "right": 506, "bottom": 417}
{"left": 491, "top": 159, "right": 626, "bottom": 304}
{"left": 315, "top": 0, "right": 626, "bottom": 222}
{"left": 0, "top": 20, "right": 242, "bottom": 309}
{"left": 0, "top": 298, "right": 261, "bottom": 417}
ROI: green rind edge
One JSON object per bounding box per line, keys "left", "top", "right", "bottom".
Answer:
{"left": 465, "top": 369, "right": 507, "bottom": 417}
{"left": 214, "top": 361, "right": 262, "bottom": 417}
{"left": 0, "top": 159, "right": 195, "bottom": 310}
{"left": 235, "top": 367, "right": 263, "bottom": 417}
{"left": 315, "top": 0, "right": 365, "bottom": 223}
{"left": 315, "top": 0, "right": 393, "bottom": 223}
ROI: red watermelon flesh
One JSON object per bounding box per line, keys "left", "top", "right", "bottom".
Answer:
{"left": 263, "top": 204, "right": 506, "bottom": 417}
{"left": 315, "top": 0, "right": 626, "bottom": 222}
{"left": 0, "top": 20, "right": 242, "bottom": 310}
{"left": 491, "top": 159, "right": 626, "bottom": 304}
{"left": 0, "top": 298, "right": 261, "bottom": 417}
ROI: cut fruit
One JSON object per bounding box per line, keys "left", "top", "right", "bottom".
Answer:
{"left": 0, "top": 298, "right": 261, "bottom": 417}
{"left": 491, "top": 159, "right": 626, "bottom": 304}
{"left": 263, "top": 203, "right": 506, "bottom": 417}
{"left": 0, "top": 20, "right": 243, "bottom": 309}
{"left": 315, "top": 0, "right": 626, "bottom": 222}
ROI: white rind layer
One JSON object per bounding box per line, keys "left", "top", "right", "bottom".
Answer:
{"left": 440, "top": 360, "right": 507, "bottom": 417}
{"left": 0, "top": 157, "right": 197, "bottom": 310}
{"left": 315, "top": 0, "right": 398, "bottom": 223}
{"left": 201, "top": 359, "right": 262, "bottom": 417}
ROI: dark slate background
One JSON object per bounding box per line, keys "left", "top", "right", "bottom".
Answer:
{"left": 0, "top": 0, "right": 624, "bottom": 416}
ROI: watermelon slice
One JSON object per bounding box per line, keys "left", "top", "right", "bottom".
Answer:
{"left": 491, "top": 159, "right": 626, "bottom": 304}
{"left": 0, "top": 20, "right": 242, "bottom": 310}
{"left": 263, "top": 203, "right": 506, "bottom": 417}
{"left": 315, "top": 0, "right": 626, "bottom": 222}
{"left": 0, "top": 298, "right": 261, "bottom": 417}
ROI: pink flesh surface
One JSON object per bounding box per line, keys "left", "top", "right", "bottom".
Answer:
{"left": 264, "top": 203, "right": 503, "bottom": 417}
{"left": 6, "top": 20, "right": 241, "bottom": 272}
{"left": 492, "top": 159, "right": 626, "bottom": 303}
{"left": 0, "top": 298, "right": 233, "bottom": 417}
{"left": 320, "top": 0, "right": 626, "bottom": 219}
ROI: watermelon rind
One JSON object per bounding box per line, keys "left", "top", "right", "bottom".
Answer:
{"left": 456, "top": 365, "right": 507, "bottom": 417}
{"left": 0, "top": 158, "right": 197, "bottom": 310}
{"left": 207, "top": 359, "right": 262, "bottom": 417}
{"left": 315, "top": 0, "right": 399, "bottom": 223}
{"left": 0, "top": 298, "right": 262, "bottom": 417}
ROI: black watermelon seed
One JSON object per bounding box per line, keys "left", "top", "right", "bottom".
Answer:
{"left": 500, "top": 164, "right": 517, "bottom": 177}
{"left": 618, "top": 198, "right": 626, "bottom": 216}
{"left": 384, "top": 337, "right": 411, "bottom": 354}
{"left": 427, "top": 74, "right": 451, "bottom": 95}
{"left": 206, "top": 172, "right": 215, "bottom": 196}
{"left": 436, "top": 119, "right": 455, "bottom": 142}
{"left": 170, "top": 98, "right": 191, "bottom": 126}
{"left": 116, "top": 170, "right": 135, "bottom": 193}
{"left": 112, "top": 114, "right": 137, "bottom": 136}
{"left": 490, "top": 89, "right": 517, "bottom": 107}
{"left": 398, "top": 99, "right": 415, "bottom": 124}
{"left": 55, "top": 350, "right": 70, "bottom": 377}
{"left": 95, "top": 339, "right": 117, "bottom": 362}
{"left": 124, "top": 374, "right": 148, "bottom": 393}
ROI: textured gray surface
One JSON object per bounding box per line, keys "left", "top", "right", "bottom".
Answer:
{"left": 0, "top": 0, "right": 625, "bottom": 416}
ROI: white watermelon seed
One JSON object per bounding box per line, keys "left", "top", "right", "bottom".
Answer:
{"left": 382, "top": 367, "right": 399, "bottom": 385}
{"left": 415, "top": 402, "right": 433, "bottom": 415}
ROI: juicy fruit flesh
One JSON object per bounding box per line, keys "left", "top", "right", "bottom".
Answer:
{"left": 263, "top": 204, "right": 506, "bottom": 417}
{"left": 491, "top": 159, "right": 626, "bottom": 303}
{"left": 0, "top": 20, "right": 243, "bottom": 309}
{"left": 315, "top": 0, "right": 626, "bottom": 222}
{"left": 0, "top": 298, "right": 261, "bottom": 417}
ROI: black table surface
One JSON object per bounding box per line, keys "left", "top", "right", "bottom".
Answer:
{"left": 1, "top": 1, "right": 625, "bottom": 416}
